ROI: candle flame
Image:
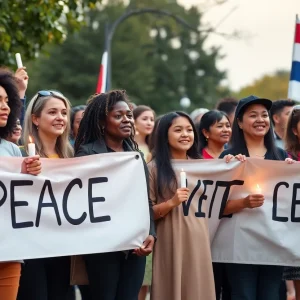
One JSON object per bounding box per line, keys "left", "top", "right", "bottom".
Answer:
{"left": 181, "top": 168, "right": 184, "bottom": 172}
{"left": 29, "top": 136, "right": 33, "bottom": 143}
{"left": 256, "top": 184, "right": 260, "bottom": 189}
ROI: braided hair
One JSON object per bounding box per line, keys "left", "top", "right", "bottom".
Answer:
{"left": 75, "top": 90, "right": 139, "bottom": 152}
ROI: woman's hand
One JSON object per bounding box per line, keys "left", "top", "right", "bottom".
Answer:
{"left": 243, "top": 194, "right": 264, "bottom": 209}
{"left": 133, "top": 235, "right": 155, "bottom": 256}
{"left": 169, "top": 188, "right": 189, "bottom": 207}
{"left": 224, "top": 154, "right": 246, "bottom": 163}
{"left": 21, "top": 156, "right": 41, "bottom": 176}
{"left": 285, "top": 158, "right": 296, "bottom": 164}
{"left": 15, "top": 67, "right": 29, "bottom": 98}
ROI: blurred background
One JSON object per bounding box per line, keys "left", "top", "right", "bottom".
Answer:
{"left": 1, "top": 0, "right": 299, "bottom": 114}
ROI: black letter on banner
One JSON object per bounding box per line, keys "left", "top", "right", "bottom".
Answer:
{"left": 195, "top": 180, "right": 214, "bottom": 218}
{"left": 182, "top": 180, "right": 201, "bottom": 216}
{"left": 11, "top": 180, "right": 34, "bottom": 229}
{"left": 36, "top": 180, "right": 61, "bottom": 227}
{"left": 209, "top": 180, "right": 244, "bottom": 219}
{"left": 63, "top": 178, "right": 87, "bottom": 225}
{"left": 88, "top": 177, "right": 111, "bottom": 223}
{"left": 273, "top": 182, "right": 289, "bottom": 222}
{"left": 0, "top": 181, "right": 7, "bottom": 206}
{"left": 291, "top": 183, "right": 300, "bottom": 222}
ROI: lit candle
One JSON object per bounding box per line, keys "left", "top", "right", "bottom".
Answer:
{"left": 256, "top": 184, "right": 262, "bottom": 194}
{"left": 15, "top": 53, "right": 23, "bottom": 68}
{"left": 28, "top": 136, "right": 36, "bottom": 157}
{"left": 180, "top": 169, "right": 187, "bottom": 188}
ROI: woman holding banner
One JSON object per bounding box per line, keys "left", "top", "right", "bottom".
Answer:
{"left": 17, "top": 90, "right": 73, "bottom": 300}
{"left": 147, "top": 111, "right": 215, "bottom": 300}
{"left": 283, "top": 105, "right": 300, "bottom": 300}
{"left": 74, "top": 90, "right": 156, "bottom": 300}
{"left": 220, "top": 95, "right": 292, "bottom": 300}
{"left": 0, "top": 69, "right": 41, "bottom": 300}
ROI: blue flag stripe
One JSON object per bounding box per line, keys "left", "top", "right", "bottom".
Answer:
{"left": 290, "top": 61, "right": 300, "bottom": 82}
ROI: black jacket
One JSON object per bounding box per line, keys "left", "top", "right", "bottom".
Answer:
{"left": 75, "top": 139, "right": 156, "bottom": 238}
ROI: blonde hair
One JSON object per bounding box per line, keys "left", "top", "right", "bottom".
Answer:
{"left": 23, "top": 93, "right": 74, "bottom": 158}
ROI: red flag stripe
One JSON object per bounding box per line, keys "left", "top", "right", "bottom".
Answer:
{"left": 96, "top": 65, "right": 104, "bottom": 93}
{"left": 295, "top": 23, "right": 300, "bottom": 44}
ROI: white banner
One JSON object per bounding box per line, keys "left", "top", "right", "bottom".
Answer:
{"left": 171, "top": 158, "right": 300, "bottom": 266}
{"left": 0, "top": 152, "right": 149, "bottom": 262}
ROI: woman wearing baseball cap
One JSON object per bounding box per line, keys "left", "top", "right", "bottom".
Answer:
{"left": 219, "top": 95, "right": 293, "bottom": 300}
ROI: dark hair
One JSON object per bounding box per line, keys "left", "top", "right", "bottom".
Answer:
{"left": 270, "top": 99, "right": 296, "bottom": 123}
{"left": 215, "top": 97, "right": 238, "bottom": 115}
{"left": 148, "top": 115, "right": 162, "bottom": 154}
{"left": 75, "top": 90, "right": 138, "bottom": 152}
{"left": 0, "top": 69, "right": 21, "bottom": 138}
{"left": 198, "top": 110, "right": 230, "bottom": 153}
{"left": 230, "top": 104, "right": 280, "bottom": 159}
{"left": 285, "top": 107, "right": 300, "bottom": 160}
{"left": 71, "top": 105, "right": 86, "bottom": 131}
{"left": 153, "top": 111, "right": 200, "bottom": 199}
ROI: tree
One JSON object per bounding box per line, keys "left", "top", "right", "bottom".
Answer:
{"left": 25, "top": 0, "right": 227, "bottom": 114}
{"left": 236, "top": 70, "right": 290, "bottom": 100}
{"left": 0, "top": 0, "right": 100, "bottom": 67}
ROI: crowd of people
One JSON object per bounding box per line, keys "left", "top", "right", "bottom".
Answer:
{"left": 0, "top": 65, "right": 300, "bottom": 300}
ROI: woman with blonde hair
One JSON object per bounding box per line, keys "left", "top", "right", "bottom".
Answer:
{"left": 17, "top": 90, "right": 73, "bottom": 300}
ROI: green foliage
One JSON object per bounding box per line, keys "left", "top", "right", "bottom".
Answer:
{"left": 0, "top": 0, "right": 99, "bottom": 67}
{"left": 25, "top": 0, "right": 227, "bottom": 114}
{"left": 236, "top": 70, "right": 290, "bottom": 101}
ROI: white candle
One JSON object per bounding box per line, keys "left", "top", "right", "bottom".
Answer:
{"left": 180, "top": 169, "right": 187, "bottom": 188}
{"left": 256, "top": 184, "right": 262, "bottom": 194}
{"left": 28, "top": 136, "right": 35, "bottom": 156}
{"left": 15, "top": 53, "right": 23, "bottom": 68}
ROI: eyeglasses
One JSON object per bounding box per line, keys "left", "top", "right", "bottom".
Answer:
{"left": 32, "top": 90, "right": 66, "bottom": 111}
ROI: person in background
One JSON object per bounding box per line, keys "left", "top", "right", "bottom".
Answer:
{"left": 190, "top": 107, "right": 209, "bottom": 126}
{"left": 74, "top": 90, "right": 155, "bottom": 300}
{"left": 17, "top": 90, "right": 73, "bottom": 300}
{"left": 70, "top": 105, "right": 86, "bottom": 146}
{"left": 14, "top": 67, "right": 28, "bottom": 127}
{"left": 220, "top": 95, "right": 293, "bottom": 300}
{"left": 282, "top": 105, "right": 300, "bottom": 300}
{"left": 148, "top": 111, "right": 215, "bottom": 300}
{"left": 198, "top": 110, "right": 232, "bottom": 159}
{"left": 133, "top": 105, "right": 155, "bottom": 162}
{"left": 132, "top": 105, "right": 155, "bottom": 300}
{"left": 0, "top": 68, "right": 41, "bottom": 300}
{"left": 270, "top": 99, "right": 295, "bottom": 149}
{"left": 215, "top": 97, "right": 238, "bottom": 126}
{"left": 5, "top": 118, "right": 22, "bottom": 145}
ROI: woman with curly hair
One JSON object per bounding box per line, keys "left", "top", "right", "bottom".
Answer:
{"left": 75, "top": 90, "right": 156, "bottom": 300}
{"left": 0, "top": 68, "right": 41, "bottom": 300}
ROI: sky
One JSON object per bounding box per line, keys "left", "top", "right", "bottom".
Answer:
{"left": 178, "top": 0, "right": 300, "bottom": 91}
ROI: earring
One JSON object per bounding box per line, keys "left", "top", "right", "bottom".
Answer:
{"left": 206, "top": 136, "right": 209, "bottom": 141}
{"left": 100, "top": 126, "right": 105, "bottom": 135}
{"left": 36, "top": 125, "right": 39, "bottom": 130}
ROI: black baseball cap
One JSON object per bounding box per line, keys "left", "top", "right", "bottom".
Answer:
{"left": 235, "top": 95, "right": 273, "bottom": 118}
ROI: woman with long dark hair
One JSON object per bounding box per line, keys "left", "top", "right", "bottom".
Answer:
{"left": 0, "top": 68, "right": 41, "bottom": 300}
{"left": 74, "top": 90, "right": 156, "bottom": 300}
{"left": 220, "top": 95, "right": 293, "bottom": 300}
{"left": 148, "top": 111, "right": 215, "bottom": 300}
{"left": 198, "top": 110, "right": 231, "bottom": 159}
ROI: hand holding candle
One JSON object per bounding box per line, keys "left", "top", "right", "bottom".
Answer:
{"left": 180, "top": 169, "right": 187, "bottom": 188}
{"left": 28, "top": 136, "right": 36, "bottom": 157}
{"left": 15, "top": 53, "right": 23, "bottom": 68}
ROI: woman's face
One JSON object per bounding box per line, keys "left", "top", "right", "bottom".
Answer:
{"left": 73, "top": 109, "right": 84, "bottom": 139}
{"left": 135, "top": 110, "right": 155, "bottom": 136}
{"left": 33, "top": 97, "right": 68, "bottom": 138}
{"left": 0, "top": 86, "right": 10, "bottom": 128}
{"left": 238, "top": 104, "right": 270, "bottom": 139}
{"left": 105, "top": 101, "right": 134, "bottom": 140}
{"left": 203, "top": 116, "right": 231, "bottom": 145}
{"left": 292, "top": 120, "right": 300, "bottom": 141}
{"left": 8, "top": 119, "right": 22, "bottom": 144}
{"left": 168, "top": 116, "right": 194, "bottom": 154}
